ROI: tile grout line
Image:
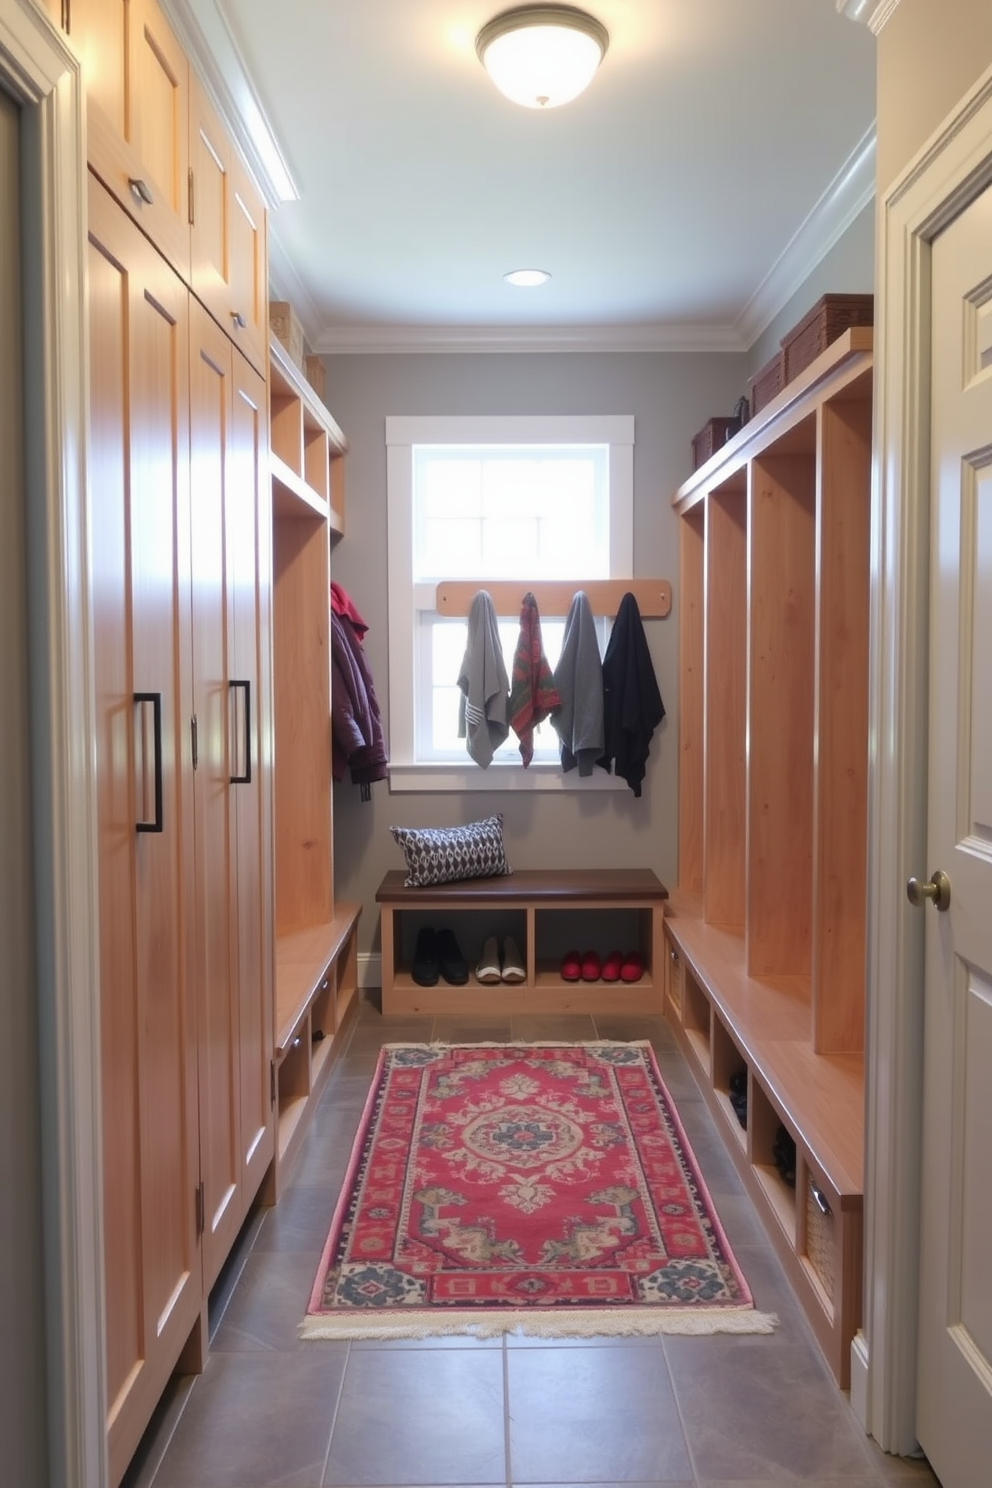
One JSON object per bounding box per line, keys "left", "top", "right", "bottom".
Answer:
{"left": 318, "top": 1337, "right": 352, "bottom": 1487}
{"left": 501, "top": 1337, "right": 512, "bottom": 1488}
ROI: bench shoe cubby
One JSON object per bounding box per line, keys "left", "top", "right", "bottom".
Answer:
{"left": 376, "top": 868, "right": 668, "bottom": 1016}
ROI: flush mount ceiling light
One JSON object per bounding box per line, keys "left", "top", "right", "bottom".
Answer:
{"left": 504, "top": 268, "right": 551, "bottom": 286}
{"left": 476, "top": 5, "right": 609, "bottom": 109}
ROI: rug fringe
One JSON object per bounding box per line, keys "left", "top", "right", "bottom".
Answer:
{"left": 380, "top": 1039, "right": 654, "bottom": 1051}
{"left": 299, "top": 1306, "right": 779, "bottom": 1343}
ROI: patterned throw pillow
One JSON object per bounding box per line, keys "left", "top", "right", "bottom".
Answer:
{"left": 389, "top": 815, "right": 512, "bottom": 888}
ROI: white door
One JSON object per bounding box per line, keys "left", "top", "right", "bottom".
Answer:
{"left": 915, "top": 177, "right": 992, "bottom": 1485}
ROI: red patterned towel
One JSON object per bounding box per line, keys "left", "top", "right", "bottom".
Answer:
{"left": 509, "top": 591, "right": 561, "bottom": 766}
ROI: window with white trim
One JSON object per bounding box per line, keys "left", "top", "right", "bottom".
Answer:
{"left": 386, "top": 415, "right": 634, "bottom": 791}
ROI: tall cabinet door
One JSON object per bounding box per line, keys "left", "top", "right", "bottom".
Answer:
{"left": 188, "top": 300, "right": 243, "bottom": 1287}
{"left": 189, "top": 71, "right": 268, "bottom": 376}
{"left": 87, "top": 175, "right": 201, "bottom": 1488}
{"left": 229, "top": 351, "right": 276, "bottom": 1204}
{"left": 72, "top": 0, "right": 191, "bottom": 277}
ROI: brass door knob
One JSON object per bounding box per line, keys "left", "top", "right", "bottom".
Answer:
{"left": 906, "top": 869, "right": 951, "bottom": 912}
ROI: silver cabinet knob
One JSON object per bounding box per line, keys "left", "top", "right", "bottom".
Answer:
{"left": 128, "top": 176, "right": 153, "bottom": 205}
{"left": 906, "top": 869, "right": 951, "bottom": 912}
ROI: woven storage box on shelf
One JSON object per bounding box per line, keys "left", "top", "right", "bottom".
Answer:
{"left": 305, "top": 354, "right": 326, "bottom": 404}
{"left": 269, "top": 300, "right": 305, "bottom": 370}
{"left": 781, "top": 293, "right": 874, "bottom": 384}
{"left": 691, "top": 415, "right": 742, "bottom": 471}
{"left": 805, "top": 1175, "right": 835, "bottom": 1303}
{"left": 748, "top": 351, "right": 784, "bottom": 417}
{"left": 667, "top": 943, "right": 683, "bottom": 1019}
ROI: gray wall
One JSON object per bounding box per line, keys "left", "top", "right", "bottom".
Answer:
{"left": 747, "top": 199, "right": 875, "bottom": 378}
{"left": 323, "top": 350, "right": 745, "bottom": 962}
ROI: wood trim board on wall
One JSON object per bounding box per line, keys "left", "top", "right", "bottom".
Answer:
{"left": 435, "top": 579, "right": 672, "bottom": 619}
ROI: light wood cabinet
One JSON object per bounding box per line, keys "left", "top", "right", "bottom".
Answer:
{"left": 88, "top": 175, "right": 276, "bottom": 1483}
{"left": 61, "top": 1, "right": 267, "bottom": 370}
{"left": 87, "top": 174, "right": 201, "bottom": 1488}
{"left": 71, "top": 0, "right": 192, "bottom": 277}
{"left": 229, "top": 345, "right": 277, "bottom": 1221}
{"left": 666, "top": 329, "right": 872, "bottom": 1385}
{"left": 187, "top": 302, "right": 274, "bottom": 1286}
{"left": 189, "top": 71, "right": 268, "bottom": 376}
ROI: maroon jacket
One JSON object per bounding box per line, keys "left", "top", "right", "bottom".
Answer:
{"left": 330, "top": 586, "right": 387, "bottom": 798}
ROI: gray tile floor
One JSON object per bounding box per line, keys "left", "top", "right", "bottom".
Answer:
{"left": 123, "top": 999, "right": 942, "bottom": 1488}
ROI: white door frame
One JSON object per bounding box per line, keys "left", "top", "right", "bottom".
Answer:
{"left": 865, "top": 60, "right": 992, "bottom": 1455}
{"left": 0, "top": 3, "right": 105, "bottom": 1485}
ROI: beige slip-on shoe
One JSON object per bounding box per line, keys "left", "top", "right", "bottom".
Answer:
{"left": 500, "top": 935, "right": 526, "bottom": 983}
{"left": 475, "top": 935, "right": 502, "bottom": 984}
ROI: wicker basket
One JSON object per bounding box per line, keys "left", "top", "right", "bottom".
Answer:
{"left": 781, "top": 293, "right": 874, "bottom": 384}
{"left": 748, "top": 351, "right": 784, "bottom": 417}
{"left": 305, "top": 354, "right": 326, "bottom": 404}
{"left": 667, "top": 945, "right": 683, "bottom": 1019}
{"left": 691, "top": 416, "right": 742, "bottom": 471}
{"left": 805, "top": 1176, "right": 835, "bottom": 1302}
{"left": 269, "top": 300, "right": 305, "bottom": 370}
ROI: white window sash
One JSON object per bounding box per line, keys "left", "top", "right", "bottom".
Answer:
{"left": 386, "top": 415, "right": 634, "bottom": 791}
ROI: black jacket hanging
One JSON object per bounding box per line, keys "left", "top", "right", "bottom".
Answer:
{"left": 597, "top": 591, "right": 665, "bottom": 797}
{"left": 330, "top": 582, "right": 388, "bottom": 799}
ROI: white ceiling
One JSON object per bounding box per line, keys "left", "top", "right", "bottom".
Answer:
{"left": 168, "top": 1, "right": 877, "bottom": 353}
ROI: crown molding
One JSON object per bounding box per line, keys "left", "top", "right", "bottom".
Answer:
{"left": 835, "top": 0, "right": 901, "bottom": 28}
{"left": 266, "top": 226, "right": 323, "bottom": 350}
{"left": 161, "top": 0, "right": 298, "bottom": 207}
{"left": 314, "top": 321, "right": 748, "bottom": 356}
{"left": 318, "top": 124, "right": 875, "bottom": 356}
{"left": 869, "top": 0, "right": 904, "bottom": 35}
{"left": 734, "top": 123, "right": 876, "bottom": 348}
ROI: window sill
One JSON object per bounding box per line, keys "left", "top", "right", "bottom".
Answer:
{"left": 387, "top": 762, "right": 629, "bottom": 794}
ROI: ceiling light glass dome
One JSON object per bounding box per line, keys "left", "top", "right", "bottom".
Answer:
{"left": 476, "top": 5, "right": 609, "bottom": 109}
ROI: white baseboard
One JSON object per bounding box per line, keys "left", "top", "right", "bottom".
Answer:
{"left": 850, "top": 1330, "right": 869, "bottom": 1431}
{"left": 358, "top": 951, "right": 381, "bottom": 991}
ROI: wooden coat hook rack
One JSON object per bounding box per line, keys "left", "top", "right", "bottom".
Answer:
{"left": 434, "top": 579, "right": 672, "bottom": 619}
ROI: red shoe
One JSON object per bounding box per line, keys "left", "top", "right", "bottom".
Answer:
{"left": 561, "top": 949, "right": 582, "bottom": 982}
{"left": 620, "top": 952, "right": 643, "bottom": 983}
{"left": 601, "top": 950, "right": 623, "bottom": 983}
{"left": 581, "top": 950, "right": 601, "bottom": 982}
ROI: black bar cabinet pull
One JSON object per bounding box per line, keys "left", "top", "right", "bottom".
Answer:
{"left": 134, "top": 692, "right": 163, "bottom": 833}
{"left": 230, "top": 679, "right": 252, "bottom": 784}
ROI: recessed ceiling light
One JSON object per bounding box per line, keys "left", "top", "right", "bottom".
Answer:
{"left": 504, "top": 268, "right": 551, "bottom": 287}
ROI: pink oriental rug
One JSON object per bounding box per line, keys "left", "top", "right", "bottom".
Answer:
{"left": 301, "top": 1041, "right": 776, "bottom": 1340}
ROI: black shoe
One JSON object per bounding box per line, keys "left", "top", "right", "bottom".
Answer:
{"left": 436, "top": 928, "right": 468, "bottom": 985}
{"left": 412, "top": 927, "right": 439, "bottom": 986}
{"left": 728, "top": 1069, "right": 748, "bottom": 1130}
{"left": 773, "top": 1124, "right": 796, "bottom": 1188}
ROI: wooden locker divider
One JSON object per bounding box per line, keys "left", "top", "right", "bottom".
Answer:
{"left": 272, "top": 513, "right": 334, "bottom": 935}
{"left": 704, "top": 479, "right": 747, "bottom": 931}
{"left": 813, "top": 391, "right": 872, "bottom": 1053}
{"left": 747, "top": 443, "right": 816, "bottom": 983}
{"left": 678, "top": 507, "right": 705, "bottom": 897}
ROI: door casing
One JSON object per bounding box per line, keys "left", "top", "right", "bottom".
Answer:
{"left": 0, "top": 3, "right": 103, "bottom": 1485}
{"left": 866, "top": 56, "right": 992, "bottom": 1456}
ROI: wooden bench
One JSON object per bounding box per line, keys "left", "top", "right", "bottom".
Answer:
{"left": 265, "top": 903, "right": 362, "bottom": 1199}
{"left": 663, "top": 890, "right": 863, "bottom": 1387}
{"left": 376, "top": 868, "right": 668, "bottom": 1016}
